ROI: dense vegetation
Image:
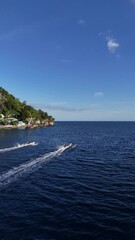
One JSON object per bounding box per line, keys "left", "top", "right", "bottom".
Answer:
{"left": 0, "top": 87, "right": 54, "bottom": 124}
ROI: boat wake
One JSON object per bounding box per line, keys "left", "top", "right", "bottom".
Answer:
{"left": 0, "top": 142, "right": 38, "bottom": 153}
{"left": 0, "top": 143, "right": 76, "bottom": 188}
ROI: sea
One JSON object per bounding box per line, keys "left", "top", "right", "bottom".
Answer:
{"left": 0, "top": 121, "right": 135, "bottom": 240}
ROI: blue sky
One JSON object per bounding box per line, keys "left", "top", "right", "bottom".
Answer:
{"left": 0, "top": 0, "right": 135, "bottom": 120}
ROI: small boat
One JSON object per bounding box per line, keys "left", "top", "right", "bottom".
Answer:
{"left": 16, "top": 142, "right": 37, "bottom": 147}
{"left": 26, "top": 141, "right": 37, "bottom": 146}
{"left": 64, "top": 143, "right": 74, "bottom": 149}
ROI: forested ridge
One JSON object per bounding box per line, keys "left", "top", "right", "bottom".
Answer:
{"left": 0, "top": 87, "right": 54, "bottom": 124}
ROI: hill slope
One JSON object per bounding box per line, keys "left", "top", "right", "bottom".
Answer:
{"left": 0, "top": 87, "right": 54, "bottom": 125}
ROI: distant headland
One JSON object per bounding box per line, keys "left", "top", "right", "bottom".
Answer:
{"left": 0, "top": 87, "right": 55, "bottom": 129}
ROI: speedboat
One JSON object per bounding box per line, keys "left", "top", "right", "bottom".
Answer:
{"left": 64, "top": 143, "right": 73, "bottom": 148}
{"left": 26, "top": 141, "right": 37, "bottom": 146}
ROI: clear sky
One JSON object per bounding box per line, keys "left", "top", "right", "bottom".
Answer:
{"left": 0, "top": 0, "right": 135, "bottom": 121}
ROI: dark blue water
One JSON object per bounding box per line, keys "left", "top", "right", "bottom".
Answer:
{"left": 0, "top": 122, "right": 135, "bottom": 240}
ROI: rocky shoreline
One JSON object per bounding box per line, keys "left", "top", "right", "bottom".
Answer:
{"left": 0, "top": 123, "right": 54, "bottom": 129}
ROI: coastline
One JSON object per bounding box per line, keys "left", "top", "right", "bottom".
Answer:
{"left": 0, "top": 123, "right": 54, "bottom": 129}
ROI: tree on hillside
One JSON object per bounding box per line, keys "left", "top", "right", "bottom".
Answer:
{"left": 0, "top": 87, "right": 55, "bottom": 124}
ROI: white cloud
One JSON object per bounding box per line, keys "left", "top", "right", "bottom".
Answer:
{"left": 32, "top": 103, "right": 96, "bottom": 112}
{"left": 77, "top": 19, "right": 86, "bottom": 26}
{"left": 94, "top": 92, "right": 104, "bottom": 97}
{"left": 107, "top": 37, "right": 119, "bottom": 53}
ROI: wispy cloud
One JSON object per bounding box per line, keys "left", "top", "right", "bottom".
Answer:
{"left": 0, "top": 24, "right": 38, "bottom": 41}
{"left": 50, "top": 101, "right": 67, "bottom": 106}
{"left": 32, "top": 103, "right": 96, "bottom": 112}
{"left": 61, "top": 59, "right": 71, "bottom": 63}
{"left": 116, "top": 54, "right": 120, "bottom": 59}
{"left": 107, "top": 37, "right": 119, "bottom": 53}
{"left": 99, "top": 32, "right": 120, "bottom": 55}
{"left": 0, "top": 28, "right": 21, "bottom": 41}
{"left": 94, "top": 92, "right": 104, "bottom": 97}
{"left": 77, "top": 19, "right": 86, "bottom": 26}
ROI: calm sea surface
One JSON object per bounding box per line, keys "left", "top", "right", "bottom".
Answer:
{"left": 0, "top": 122, "right": 135, "bottom": 240}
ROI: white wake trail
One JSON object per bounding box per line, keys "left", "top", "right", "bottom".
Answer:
{"left": 0, "top": 142, "right": 37, "bottom": 153}
{"left": 0, "top": 144, "right": 75, "bottom": 188}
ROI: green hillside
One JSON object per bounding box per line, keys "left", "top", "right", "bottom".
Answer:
{"left": 0, "top": 87, "right": 54, "bottom": 125}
